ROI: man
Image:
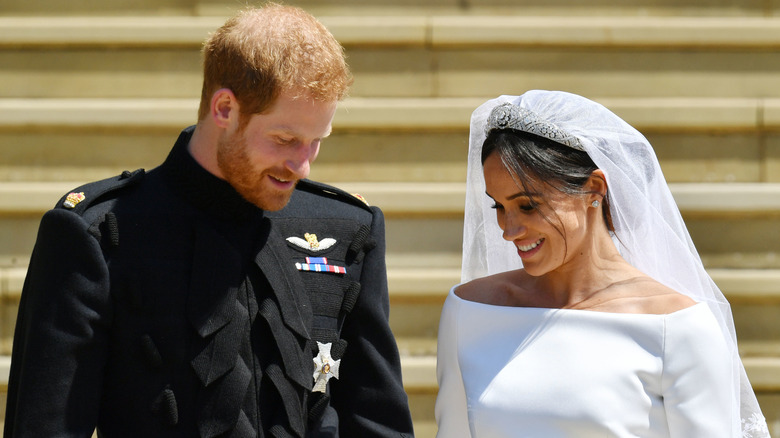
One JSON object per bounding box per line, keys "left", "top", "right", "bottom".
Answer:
{"left": 4, "top": 4, "right": 414, "bottom": 437}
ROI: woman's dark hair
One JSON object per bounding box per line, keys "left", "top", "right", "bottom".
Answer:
{"left": 481, "top": 129, "right": 615, "bottom": 238}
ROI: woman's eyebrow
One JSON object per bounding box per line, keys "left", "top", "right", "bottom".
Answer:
{"left": 485, "top": 191, "right": 540, "bottom": 200}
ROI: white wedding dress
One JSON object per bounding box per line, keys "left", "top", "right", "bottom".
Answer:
{"left": 435, "top": 287, "right": 737, "bottom": 438}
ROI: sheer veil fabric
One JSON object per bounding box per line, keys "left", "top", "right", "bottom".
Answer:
{"left": 461, "top": 90, "right": 769, "bottom": 437}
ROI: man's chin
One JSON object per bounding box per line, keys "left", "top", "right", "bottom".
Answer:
{"left": 243, "top": 187, "right": 296, "bottom": 212}
{"left": 259, "top": 197, "right": 292, "bottom": 212}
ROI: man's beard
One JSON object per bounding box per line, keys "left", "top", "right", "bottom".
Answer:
{"left": 216, "top": 131, "right": 296, "bottom": 211}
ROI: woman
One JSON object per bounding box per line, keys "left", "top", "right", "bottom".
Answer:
{"left": 435, "top": 90, "right": 769, "bottom": 437}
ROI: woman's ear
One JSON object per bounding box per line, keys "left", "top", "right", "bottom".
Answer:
{"left": 586, "top": 169, "right": 608, "bottom": 203}
{"left": 210, "top": 88, "right": 240, "bottom": 129}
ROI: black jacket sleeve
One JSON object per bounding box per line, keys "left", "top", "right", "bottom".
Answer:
{"left": 4, "top": 209, "right": 112, "bottom": 437}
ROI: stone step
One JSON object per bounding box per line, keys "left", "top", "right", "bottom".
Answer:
{"left": 1, "top": 98, "right": 780, "bottom": 185}
{"left": 4, "top": 17, "right": 780, "bottom": 99}
{"left": 338, "top": 182, "right": 780, "bottom": 217}
{"left": 1, "top": 181, "right": 778, "bottom": 220}
{"left": 6, "top": 45, "right": 780, "bottom": 100}
{"left": 2, "top": 98, "right": 778, "bottom": 188}
{"left": 2, "top": 127, "right": 778, "bottom": 185}
{"left": 3, "top": 97, "right": 779, "bottom": 132}
{"left": 380, "top": 215, "right": 780, "bottom": 270}
{"left": 1, "top": 2, "right": 777, "bottom": 17}
{"left": 2, "top": 130, "right": 776, "bottom": 185}
{"left": 4, "top": 16, "right": 780, "bottom": 48}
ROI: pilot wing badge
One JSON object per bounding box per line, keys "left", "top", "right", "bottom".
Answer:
{"left": 286, "top": 233, "right": 336, "bottom": 251}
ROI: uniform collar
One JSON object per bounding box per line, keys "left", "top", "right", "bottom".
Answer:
{"left": 161, "top": 125, "right": 260, "bottom": 222}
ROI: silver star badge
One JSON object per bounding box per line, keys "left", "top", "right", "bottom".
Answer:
{"left": 312, "top": 341, "right": 341, "bottom": 393}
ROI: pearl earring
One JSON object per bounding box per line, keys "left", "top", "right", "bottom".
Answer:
{"left": 592, "top": 200, "right": 600, "bottom": 208}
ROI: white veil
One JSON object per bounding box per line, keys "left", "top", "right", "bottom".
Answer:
{"left": 461, "top": 90, "right": 769, "bottom": 437}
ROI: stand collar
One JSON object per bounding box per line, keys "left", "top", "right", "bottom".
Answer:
{"left": 161, "top": 126, "right": 260, "bottom": 222}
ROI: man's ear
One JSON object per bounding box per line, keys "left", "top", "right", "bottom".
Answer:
{"left": 210, "top": 88, "right": 239, "bottom": 129}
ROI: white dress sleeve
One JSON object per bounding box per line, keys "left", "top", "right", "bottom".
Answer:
{"left": 435, "top": 290, "right": 472, "bottom": 438}
{"left": 662, "top": 304, "right": 740, "bottom": 437}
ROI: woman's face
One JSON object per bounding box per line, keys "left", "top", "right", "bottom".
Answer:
{"left": 483, "top": 152, "right": 591, "bottom": 277}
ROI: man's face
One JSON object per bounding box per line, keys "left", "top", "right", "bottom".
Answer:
{"left": 217, "top": 91, "right": 338, "bottom": 211}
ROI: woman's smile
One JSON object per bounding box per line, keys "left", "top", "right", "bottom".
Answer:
{"left": 516, "top": 238, "right": 544, "bottom": 258}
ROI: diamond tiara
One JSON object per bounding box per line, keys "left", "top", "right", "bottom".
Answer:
{"left": 485, "top": 103, "right": 584, "bottom": 151}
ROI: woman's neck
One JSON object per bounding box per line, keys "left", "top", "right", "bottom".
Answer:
{"left": 533, "top": 230, "right": 640, "bottom": 308}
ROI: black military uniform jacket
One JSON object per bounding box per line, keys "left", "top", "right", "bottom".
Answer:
{"left": 4, "top": 126, "right": 414, "bottom": 438}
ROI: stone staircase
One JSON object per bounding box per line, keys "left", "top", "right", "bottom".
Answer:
{"left": 2, "top": 1, "right": 780, "bottom": 436}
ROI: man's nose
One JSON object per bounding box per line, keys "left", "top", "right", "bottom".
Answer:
{"left": 286, "top": 142, "right": 315, "bottom": 179}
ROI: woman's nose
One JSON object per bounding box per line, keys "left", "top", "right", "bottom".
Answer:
{"left": 502, "top": 213, "right": 527, "bottom": 242}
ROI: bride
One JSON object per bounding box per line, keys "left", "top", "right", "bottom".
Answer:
{"left": 435, "top": 90, "right": 770, "bottom": 437}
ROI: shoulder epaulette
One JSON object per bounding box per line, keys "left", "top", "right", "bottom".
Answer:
{"left": 296, "top": 179, "right": 372, "bottom": 212}
{"left": 56, "top": 169, "right": 146, "bottom": 215}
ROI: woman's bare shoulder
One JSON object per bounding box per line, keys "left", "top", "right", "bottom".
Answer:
{"left": 454, "top": 270, "right": 531, "bottom": 306}
{"left": 455, "top": 271, "right": 520, "bottom": 304}
{"left": 453, "top": 274, "right": 505, "bottom": 301}
{"left": 644, "top": 288, "right": 697, "bottom": 314}
{"left": 594, "top": 276, "right": 697, "bottom": 314}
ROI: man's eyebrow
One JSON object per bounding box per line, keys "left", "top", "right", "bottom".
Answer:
{"left": 270, "top": 126, "right": 332, "bottom": 139}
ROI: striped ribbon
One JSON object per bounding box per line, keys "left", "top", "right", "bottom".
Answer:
{"left": 296, "top": 257, "right": 346, "bottom": 274}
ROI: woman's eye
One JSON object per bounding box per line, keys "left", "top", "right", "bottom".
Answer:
{"left": 520, "top": 204, "right": 535, "bottom": 211}
{"left": 490, "top": 203, "right": 504, "bottom": 210}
